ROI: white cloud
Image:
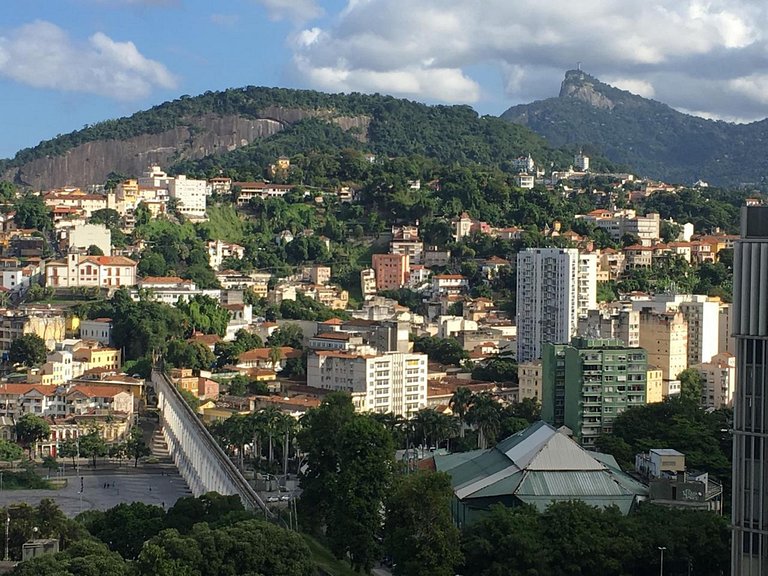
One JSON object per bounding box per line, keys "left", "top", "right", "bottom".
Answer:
{"left": 0, "top": 21, "right": 177, "bottom": 100}
{"left": 729, "top": 74, "right": 768, "bottom": 105}
{"left": 602, "top": 77, "right": 656, "bottom": 99}
{"left": 253, "top": 0, "right": 323, "bottom": 22}
{"left": 295, "top": 55, "right": 480, "bottom": 102}
{"left": 289, "top": 0, "right": 768, "bottom": 118}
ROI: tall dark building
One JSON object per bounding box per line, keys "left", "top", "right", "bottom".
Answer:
{"left": 732, "top": 205, "right": 768, "bottom": 574}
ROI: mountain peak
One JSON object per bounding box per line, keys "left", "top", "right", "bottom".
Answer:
{"left": 559, "top": 69, "right": 615, "bottom": 110}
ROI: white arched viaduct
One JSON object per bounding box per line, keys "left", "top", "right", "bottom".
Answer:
{"left": 153, "top": 370, "right": 269, "bottom": 515}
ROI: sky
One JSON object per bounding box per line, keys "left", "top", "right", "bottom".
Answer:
{"left": 1, "top": 0, "right": 768, "bottom": 159}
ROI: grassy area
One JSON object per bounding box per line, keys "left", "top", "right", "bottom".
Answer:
{"left": 302, "top": 534, "right": 360, "bottom": 576}
{"left": 205, "top": 204, "right": 247, "bottom": 243}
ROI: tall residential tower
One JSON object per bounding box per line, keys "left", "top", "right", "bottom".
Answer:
{"left": 732, "top": 205, "right": 768, "bottom": 574}
{"left": 516, "top": 248, "right": 580, "bottom": 363}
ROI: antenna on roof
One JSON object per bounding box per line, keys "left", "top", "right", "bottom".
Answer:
{"left": 577, "top": 62, "right": 582, "bottom": 71}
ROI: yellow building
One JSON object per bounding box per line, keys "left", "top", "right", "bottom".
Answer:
{"left": 0, "top": 310, "right": 67, "bottom": 353}
{"left": 73, "top": 344, "right": 121, "bottom": 372}
{"left": 646, "top": 367, "right": 664, "bottom": 403}
{"left": 517, "top": 360, "right": 543, "bottom": 401}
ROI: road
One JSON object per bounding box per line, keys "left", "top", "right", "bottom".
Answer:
{"left": 0, "top": 464, "right": 191, "bottom": 516}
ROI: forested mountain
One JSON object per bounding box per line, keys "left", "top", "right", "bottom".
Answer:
{"left": 501, "top": 70, "right": 768, "bottom": 186}
{"left": 1, "top": 87, "right": 607, "bottom": 189}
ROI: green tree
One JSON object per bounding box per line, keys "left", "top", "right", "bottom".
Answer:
{"left": 9, "top": 539, "right": 130, "bottom": 575}
{"left": 78, "top": 430, "right": 108, "bottom": 467}
{"left": 384, "top": 471, "right": 462, "bottom": 576}
{"left": 80, "top": 502, "right": 165, "bottom": 560}
{"left": 165, "top": 339, "right": 215, "bottom": 371}
{"left": 266, "top": 323, "right": 305, "bottom": 349}
{"left": 13, "top": 193, "right": 51, "bottom": 231}
{"left": 58, "top": 438, "right": 80, "bottom": 467}
{"left": 466, "top": 392, "right": 502, "bottom": 449}
{"left": 87, "top": 244, "right": 104, "bottom": 256}
{"left": 678, "top": 368, "right": 703, "bottom": 406}
{"left": 42, "top": 455, "right": 58, "bottom": 477}
{"left": 9, "top": 333, "right": 47, "bottom": 367}
{"left": 125, "top": 427, "right": 151, "bottom": 468}
{"left": 179, "top": 389, "right": 200, "bottom": 411}
{"left": 175, "top": 295, "right": 230, "bottom": 337}
{"left": 471, "top": 357, "right": 518, "bottom": 383}
{"left": 14, "top": 413, "right": 50, "bottom": 456}
{"left": 412, "top": 335, "right": 468, "bottom": 366}
{"left": 325, "top": 415, "right": 394, "bottom": 572}
{"left": 461, "top": 505, "right": 548, "bottom": 576}
{"left": 449, "top": 387, "right": 473, "bottom": 438}
{"left": 0, "top": 439, "right": 23, "bottom": 461}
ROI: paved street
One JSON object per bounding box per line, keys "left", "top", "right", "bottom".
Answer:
{"left": 0, "top": 464, "right": 191, "bottom": 516}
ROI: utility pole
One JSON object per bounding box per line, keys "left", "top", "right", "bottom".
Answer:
{"left": 658, "top": 546, "right": 666, "bottom": 576}
{"left": 4, "top": 511, "right": 9, "bottom": 562}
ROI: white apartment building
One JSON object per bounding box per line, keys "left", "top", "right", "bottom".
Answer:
{"left": 360, "top": 268, "right": 376, "bottom": 299}
{"left": 138, "top": 165, "right": 171, "bottom": 189}
{"left": 207, "top": 240, "right": 245, "bottom": 270}
{"left": 577, "top": 253, "right": 597, "bottom": 318}
{"left": 307, "top": 351, "right": 428, "bottom": 417}
{"left": 132, "top": 276, "right": 220, "bottom": 304}
{"left": 168, "top": 175, "right": 207, "bottom": 219}
{"left": 694, "top": 352, "right": 736, "bottom": 409}
{"left": 79, "top": 318, "right": 113, "bottom": 346}
{"left": 632, "top": 294, "right": 720, "bottom": 366}
{"left": 679, "top": 298, "right": 720, "bottom": 366}
{"left": 574, "top": 153, "right": 590, "bottom": 171}
{"left": 516, "top": 248, "right": 579, "bottom": 363}
{"left": 67, "top": 224, "right": 111, "bottom": 255}
{"left": 578, "top": 307, "right": 640, "bottom": 348}
{"left": 578, "top": 210, "right": 661, "bottom": 245}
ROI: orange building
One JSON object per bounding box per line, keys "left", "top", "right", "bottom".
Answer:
{"left": 372, "top": 253, "right": 409, "bottom": 292}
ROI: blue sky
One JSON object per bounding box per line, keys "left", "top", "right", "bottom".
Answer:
{"left": 1, "top": 0, "right": 768, "bottom": 159}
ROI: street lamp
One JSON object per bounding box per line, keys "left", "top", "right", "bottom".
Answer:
{"left": 658, "top": 546, "right": 667, "bottom": 576}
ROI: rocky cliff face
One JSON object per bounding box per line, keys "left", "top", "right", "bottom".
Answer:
{"left": 558, "top": 70, "right": 615, "bottom": 110}
{"left": 4, "top": 109, "right": 370, "bottom": 189}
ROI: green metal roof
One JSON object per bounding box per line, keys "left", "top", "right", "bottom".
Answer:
{"left": 437, "top": 421, "right": 648, "bottom": 518}
{"left": 518, "top": 470, "right": 628, "bottom": 497}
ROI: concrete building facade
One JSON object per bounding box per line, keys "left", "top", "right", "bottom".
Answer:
{"left": 516, "top": 248, "right": 579, "bottom": 363}
{"left": 731, "top": 205, "right": 768, "bottom": 575}
{"left": 541, "top": 338, "right": 648, "bottom": 447}
{"left": 307, "top": 350, "right": 427, "bottom": 417}
{"left": 638, "top": 309, "right": 688, "bottom": 397}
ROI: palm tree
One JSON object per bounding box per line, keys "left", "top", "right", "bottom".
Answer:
{"left": 247, "top": 410, "right": 267, "bottom": 465}
{"left": 370, "top": 412, "right": 408, "bottom": 448}
{"left": 466, "top": 392, "right": 502, "bottom": 449}
{"left": 433, "top": 412, "right": 459, "bottom": 451}
{"left": 223, "top": 413, "right": 250, "bottom": 469}
{"left": 260, "top": 405, "right": 284, "bottom": 463}
{"left": 449, "top": 386, "right": 474, "bottom": 438}
{"left": 275, "top": 412, "right": 297, "bottom": 478}
{"left": 268, "top": 345, "right": 284, "bottom": 371}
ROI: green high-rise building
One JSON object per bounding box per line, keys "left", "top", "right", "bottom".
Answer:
{"left": 541, "top": 337, "right": 648, "bottom": 447}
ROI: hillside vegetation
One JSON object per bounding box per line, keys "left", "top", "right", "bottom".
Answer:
{"left": 502, "top": 70, "right": 768, "bottom": 186}
{"left": 2, "top": 86, "right": 617, "bottom": 187}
